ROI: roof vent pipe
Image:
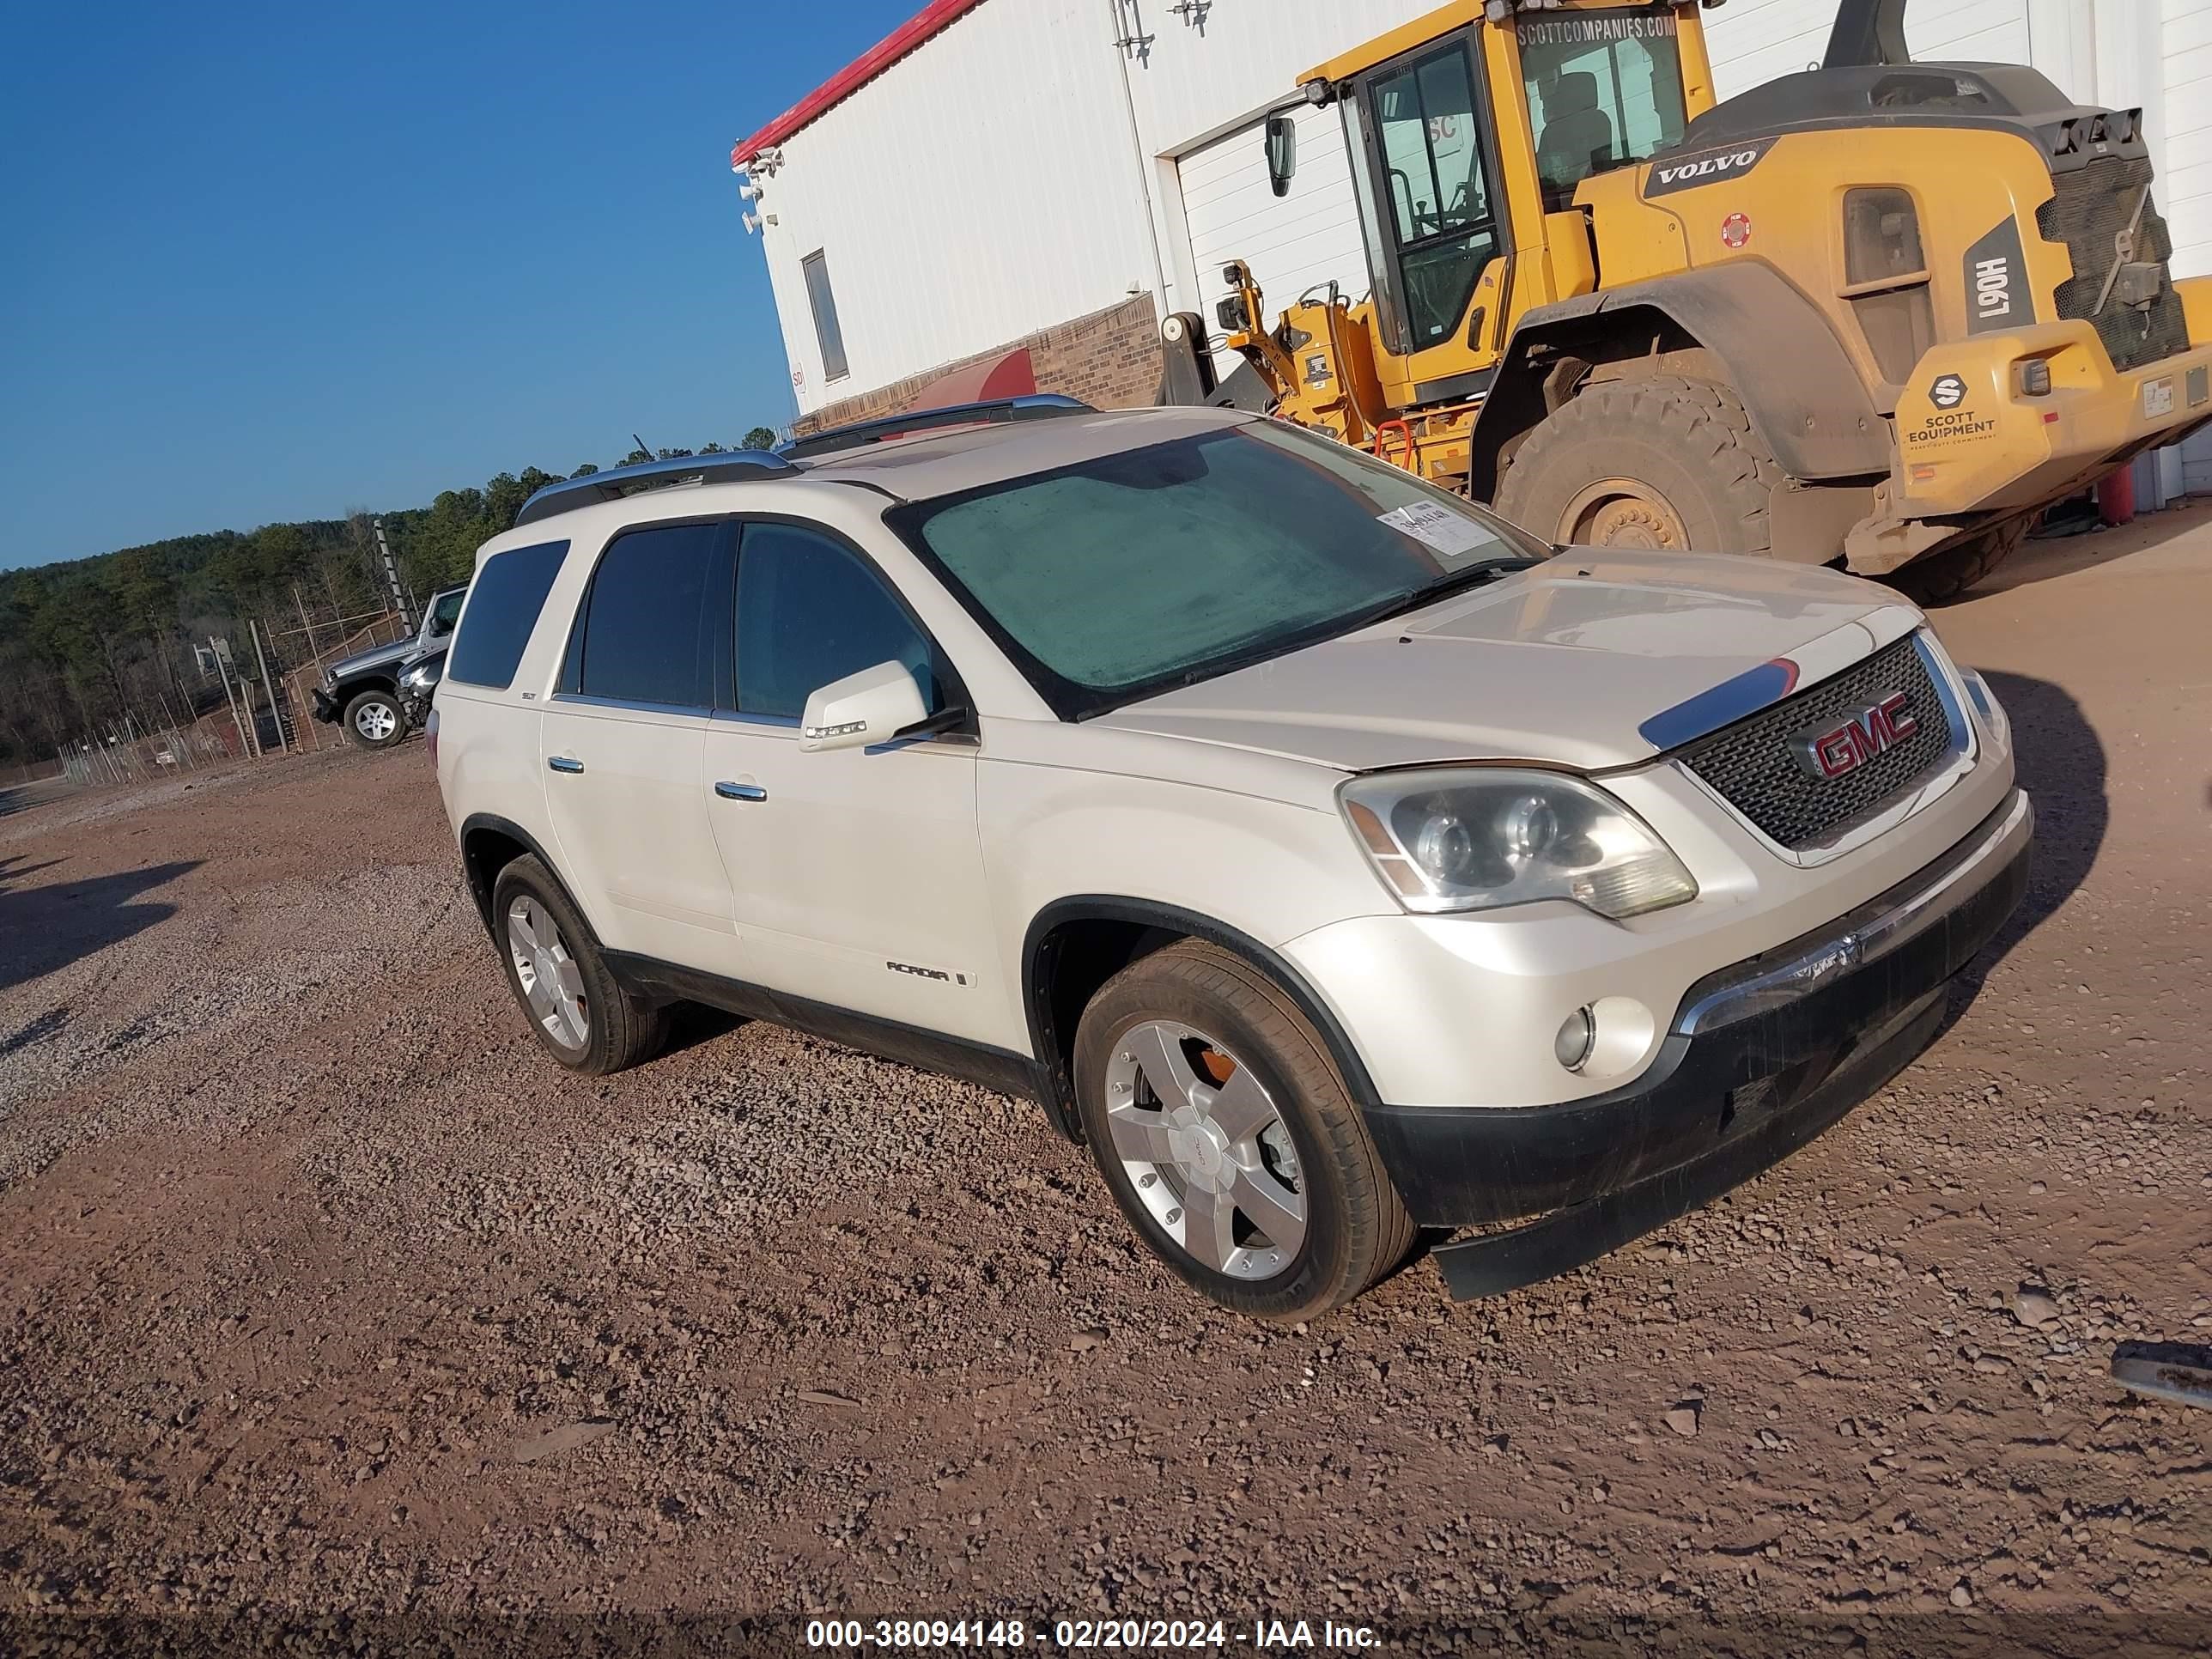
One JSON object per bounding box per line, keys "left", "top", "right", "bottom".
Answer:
{"left": 1823, "top": 0, "right": 1911, "bottom": 68}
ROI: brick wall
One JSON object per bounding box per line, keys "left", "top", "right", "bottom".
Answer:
{"left": 794, "top": 295, "right": 1160, "bottom": 436}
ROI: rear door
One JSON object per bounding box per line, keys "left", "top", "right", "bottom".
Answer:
{"left": 539, "top": 519, "right": 750, "bottom": 980}
{"left": 699, "top": 520, "right": 1005, "bottom": 1047}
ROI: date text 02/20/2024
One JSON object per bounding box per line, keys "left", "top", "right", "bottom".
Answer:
{"left": 804, "top": 1619, "right": 1382, "bottom": 1650}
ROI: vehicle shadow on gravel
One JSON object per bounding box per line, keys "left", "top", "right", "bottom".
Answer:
{"left": 663, "top": 1000, "right": 747, "bottom": 1055}
{"left": 1950, "top": 670, "right": 2106, "bottom": 996}
{"left": 0, "top": 855, "right": 200, "bottom": 995}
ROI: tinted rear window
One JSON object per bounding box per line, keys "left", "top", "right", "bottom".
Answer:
{"left": 447, "top": 540, "right": 568, "bottom": 689}
{"left": 566, "top": 521, "right": 725, "bottom": 708}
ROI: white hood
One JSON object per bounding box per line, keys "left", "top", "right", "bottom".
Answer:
{"left": 1092, "top": 550, "right": 1922, "bottom": 773}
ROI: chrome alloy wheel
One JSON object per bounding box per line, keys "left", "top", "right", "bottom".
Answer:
{"left": 507, "top": 896, "right": 588, "bottom": 1051}
{"left": 354, "top": 700, "right": 399, "bottom": 742}
{"left": 1104, "top": 1021, "right": 1306, "bottom": 1279}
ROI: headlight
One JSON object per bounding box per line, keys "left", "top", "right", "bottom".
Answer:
{"left": 1959, "top": 667, "right": 2008, "bottom": 750}
{"left": 1339, "top": 769, "right": 1698, "bottom": 920}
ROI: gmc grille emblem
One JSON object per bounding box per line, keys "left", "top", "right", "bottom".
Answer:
{"left": 1792, "top": 691, "right": 1917, "bottom": 780}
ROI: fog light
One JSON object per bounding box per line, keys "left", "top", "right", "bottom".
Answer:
{"left": 2017, "top": 359, "right": 2052, "bottom": 397}
{"left": 1554, "top": 1006, "right": 1597, "bottom": 1072}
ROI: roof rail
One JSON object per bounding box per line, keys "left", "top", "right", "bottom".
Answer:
{"left": 779, "top": 393, "right": 1092, "bottom": 461}
{"left": 514, "top": 449, "right": 796, "bottom": 528}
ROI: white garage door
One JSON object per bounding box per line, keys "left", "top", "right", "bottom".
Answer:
{"left": 1178, "top": 105, "right": 1375, "bottom": 380}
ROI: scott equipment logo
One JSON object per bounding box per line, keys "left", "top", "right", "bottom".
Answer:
{"left": 1792, "top": 691, "right": 1917, "bottom": 780}
{"left": 1929, "top": 374, "right": 1966, "bottom": 410}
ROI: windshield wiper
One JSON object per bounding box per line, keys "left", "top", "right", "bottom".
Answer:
{"left": 1365, "top": 553, "right": 1546, "bottom": 626}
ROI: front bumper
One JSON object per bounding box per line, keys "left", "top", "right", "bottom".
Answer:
{"left": 1365, "top": 787, "right": 2033, "bottom": 1299}
{"left": 1888, "top": 291, "right": 2212, "bottom": 526}
{"left": 312, "top": 686, "right": 341, "bottom": 723}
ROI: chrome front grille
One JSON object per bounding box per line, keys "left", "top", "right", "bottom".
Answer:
{"left": 1676, "top": 635, "right": 1957, "bottom": 850}
{"left": 2039, "top": 157, "right": 2189, "bottom": 374}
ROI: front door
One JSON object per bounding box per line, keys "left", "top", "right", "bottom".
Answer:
{"left": 1350, "top": 27, "right": 1510, "bottom": 398}
{"left": 538, "top": 519, "right": 749, "bottom": 979}
{"left": 700, "top": 520, "right": 1009, "bottom": 1049}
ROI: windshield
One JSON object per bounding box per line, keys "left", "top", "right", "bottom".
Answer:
{"left": 427, "top": 587, "right": 466, "bottom": 637}
{"left": 886, "top": 421, "right": 1543, "bottom": 720}
{"left": 1517, "top": 7, "right": 1688, "bottom": 210}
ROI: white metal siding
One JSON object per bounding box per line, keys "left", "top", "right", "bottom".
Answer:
{"left": 2164, "top": 0, "right": 2212, "bottom": 279}
{"left": 1119, "top": 0, "right": 1449, "bottom": 322}
{"left": 753, "top": 0, "right": 1155, "bottom": 416}
{"left": 1701, "top": 0, "right": 2033, "bottom": 97}
{"left": 2169, "top": 0, "right": 2212, "bottom": 497}
{"left": 1177, "top": 106, "right": 1371, "bottom": 376}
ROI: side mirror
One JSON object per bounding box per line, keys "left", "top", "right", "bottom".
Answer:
{"left": 1264, "top": 114, "right": 1297, "bottom": 198}
{"left": 799, "top": 659, "right": 929, "bottom": 753}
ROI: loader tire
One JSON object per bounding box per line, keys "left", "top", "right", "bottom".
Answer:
{"left": 1493, "top": 374, "right": 1784, "bottom": 556}
{"left": 1887, "top": 519, "right": 2028, "bottom": 606}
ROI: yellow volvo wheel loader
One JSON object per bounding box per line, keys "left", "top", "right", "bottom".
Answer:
{"left": 1157, "top": 0, "right": 2212, "bottom": 600}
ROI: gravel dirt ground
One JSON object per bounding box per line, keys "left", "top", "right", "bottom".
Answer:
{"left": 3, "top": 510, "right": 2209, "bottom": 1656}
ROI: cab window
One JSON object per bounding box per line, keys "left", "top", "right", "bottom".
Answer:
{"left": 1367, "top": 40, "right": 1498, "bottom": 351}
{"left": 1517, "top": 7, "right": 1687, "bottom": 210}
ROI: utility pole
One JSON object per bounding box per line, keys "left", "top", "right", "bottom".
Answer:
{"left": 373, "top": 516, "right": 416, "bottom": 632}
{"left": 211, "top": 636, "right": 255, "bottom": 758}
{"left": 294, "top": 583, "right": 320, "bottom": 659}
{"left": 249, "top": 618, "right": 290, "bottom": 755}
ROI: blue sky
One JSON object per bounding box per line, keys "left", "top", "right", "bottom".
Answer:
{"left": 0, "top": 0, "right": 914, "bottom": 568}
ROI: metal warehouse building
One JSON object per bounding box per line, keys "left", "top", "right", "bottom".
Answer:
{"left": 731, "top": 0, "right": 2212, "bottom": 491}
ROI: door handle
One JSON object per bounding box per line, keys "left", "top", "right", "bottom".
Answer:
{"left": 714, "top": 781, "right": 767, "bottom": 802}
{"left": 547, "top": 756, "right": 584, "bottom": 774}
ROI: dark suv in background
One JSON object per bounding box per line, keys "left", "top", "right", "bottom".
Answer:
{"left": 313, "top": 584, "right": 465, "bottom": 750}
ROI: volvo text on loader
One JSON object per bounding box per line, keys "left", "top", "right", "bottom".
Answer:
{"left": 1158, "top": 0, "right": 2212, "bottom": 601}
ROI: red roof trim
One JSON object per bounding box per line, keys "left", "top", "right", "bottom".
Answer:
{"left": 729, "top": 0, "right": 988, "bottom": 168}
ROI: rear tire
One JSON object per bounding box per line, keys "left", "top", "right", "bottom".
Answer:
{"left": 1887, "top": 519, "right": 2028, "bottom": 606}
{"left": 1493, "top": 374, "right": 1784, "bottom": 555}
{"left": 489, "top": 854, "right": 668, "bottom": 1076}
{"left": 1073, "top": 941, "right": 1414, "bottom": 1321}
{"left": 343, "top": 688, "right": 406, "bottom": 750}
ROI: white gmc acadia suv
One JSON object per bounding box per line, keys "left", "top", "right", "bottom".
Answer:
{"left": 430, "top": 399, "right": 2031, "bottom": 1320}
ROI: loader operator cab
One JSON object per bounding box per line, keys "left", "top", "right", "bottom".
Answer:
{"left": 1181, "top": 0, "right": 2212, "bottom": 607}
{"left": 1517, "top": 10, "right": 1689, "bottom": 207}
{"left": 1328, "top": 6, "right": 1690, "bottom": 358}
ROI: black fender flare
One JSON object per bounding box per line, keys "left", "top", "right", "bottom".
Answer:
{"left": 333, "top": 675, "right": 402, "bottom": 706}
{"left": 1020, "top": 896, "right": 1383, "bottom": 1142}
{"left": 1468, "top": 260, "right": 1890, "bottom": 501}
{"left": 458, "top": 812, "right": 580, "bottom": 937}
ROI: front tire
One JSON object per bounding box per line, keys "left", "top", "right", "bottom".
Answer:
{"left": 1493, "top": 374, "right": 1784, "bottom": 555}
{"left": 343, "top": 688, "right": 406, "bottom": 750}
{"left": 489, "top": 854, "right": 668, "bottom": 1075}
{"left": 1073, "top": 941, "right": 1413, "bottom": 1321}
{"left": 1888, "top": 518, "right": 2028, "bottom": 605}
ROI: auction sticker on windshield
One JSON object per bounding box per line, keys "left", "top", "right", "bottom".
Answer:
{"left": 1378, "top": 499, "right": 1490, "bottom": 560}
